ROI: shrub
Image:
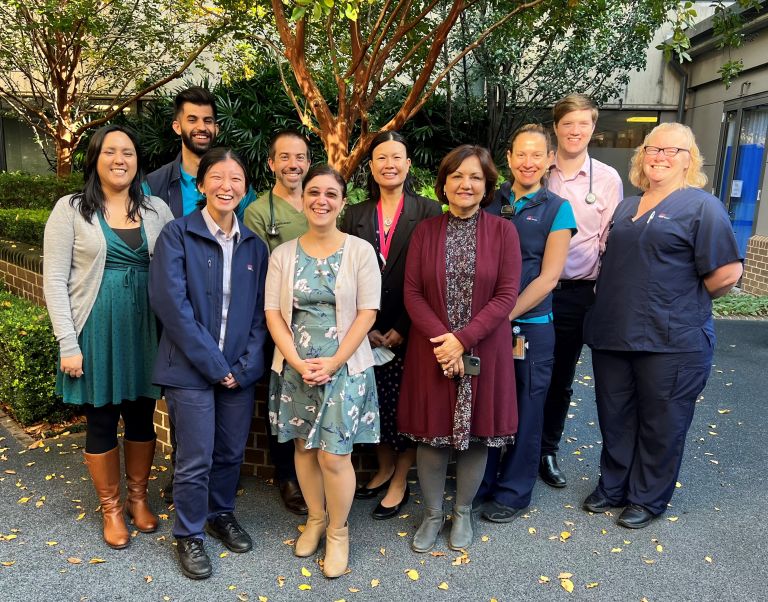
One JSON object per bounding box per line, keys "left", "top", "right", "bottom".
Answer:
{"left": 0, "top": 289, "right": 72, "bottom": 426}
{"left": 0, "top": 172, "right": 82, "bottom": 210}
{"left": 0, "top": 209, "right": 50, "bottom": 247}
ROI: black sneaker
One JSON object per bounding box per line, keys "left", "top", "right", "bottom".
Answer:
{"left": 176, "top": 537, "right": 212, "bottom": 580}
{"left": 205, "top": 513, "right": 253, "bottom": 553}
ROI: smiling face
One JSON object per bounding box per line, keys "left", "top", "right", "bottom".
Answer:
{"left": 173, "top": 102, "right": 218, "bottom": 156}
{"left": 508, "top": 132, "right": 553, "bottom": 195}
{"left": 269, "top": 135, "right": 310, "bottom": 195}
{"left": 96, "top": 131, "right": 138, "bottom": 195}
{"left": 444, "top": 155, "right": 486, "bottom": 218}
{"left": 198, "top": 157, "right": 246, "bottom": 221}
{"left": 369, "top": 139, "right": 411, "bottom": 193}
{"left": 303, "top": 173, "right": 346, "bottom": 230}
{"left": 642, "top": 129, "right": 691, "bottom": 191}
{"left": 554, "top": 108, "right": 596, "bottom": 160}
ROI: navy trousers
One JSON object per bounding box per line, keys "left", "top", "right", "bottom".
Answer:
{"left": 165, "top": 384, "right": 255, "bottom": 539}
{"left": 591, "top": 346, "right": 712, "bottom": 515}
{"left": 477, "top": 321, "right": 555, "bottom": 509}
{"left": 540, "top": 282, "right": 595, "bottom": 455}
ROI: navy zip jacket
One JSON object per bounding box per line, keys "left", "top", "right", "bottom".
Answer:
{"left": 149, "top": 210, "right": 269, "bottom": 390}
{"left": 485, "top": 182, "right": 568, "bottom": 320}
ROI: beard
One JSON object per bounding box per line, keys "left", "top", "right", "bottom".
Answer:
{"left": 181, "top": 129, "right": 215, "bottom": 156}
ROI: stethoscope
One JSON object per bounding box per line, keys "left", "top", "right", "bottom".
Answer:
{"left": 267, "top": 189, "right": 279, "bottom": 237}
{"left": 584, "top": 157, "right": 597, "bottom": 205}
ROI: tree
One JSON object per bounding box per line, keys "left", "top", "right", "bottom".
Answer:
{"left": 0, "top": 0, "right": 234, "bottom": 176}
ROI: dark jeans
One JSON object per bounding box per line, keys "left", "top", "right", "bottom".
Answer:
{"left": 165, "top": 385, "right": 255, "bottom": 539}
{"left": 477, "top": 321, "right": 555, "bottom": 508}
{"left": 540, "top": 282, "right": 595, "bottom": 456}
{"left": 592, "top": 345, "right": 712, "bottom": 515}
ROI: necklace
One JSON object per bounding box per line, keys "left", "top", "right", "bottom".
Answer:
{"left": 383, "top": 217, "right": 393, "bottom": 227}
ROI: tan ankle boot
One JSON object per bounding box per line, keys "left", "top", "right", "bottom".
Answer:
{"left": 123, "top": 439, "right": 158, "bottom": 533}
{"left": 295, "top": 513, "right": 327, "bottom": 557}
{"left": 84, "top": 448, "right": 129, "bottom": 549}
{"left": 323, "top": 523, "right": 349, "bottom": 578}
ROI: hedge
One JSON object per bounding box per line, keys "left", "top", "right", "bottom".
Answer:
{"left": 0, "top": 209, "right": 49, "bottom": 247}
{"left": 0, "top": 289, "right": 72, "bottom": 426}
{"left": 0, "top": 172, "right": 82, "bottom": 210}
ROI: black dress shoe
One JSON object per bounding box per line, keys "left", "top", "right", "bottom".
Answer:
{"left": 481, "top": 500, "right": 528, "bottom": 523}
{"left": 539, "top": 454, "right": 567, "bottom": 488}
{"left": 582, "top": 490, "right": 613, "bottom": 513}
{"left": 354, "top": 476, "right": 392, "bottom": 500}
{"left": 617, "top": 504, "right": 655, "bottom": 529}
{"left": 372, "top": 485, "right": 410, "bottom": 520}
{"left": 279, "top": 480, "right": 308, "bottom": 516}
{"left": 205, "top": 513, "right": 253, "bottom": 553}
{"left": 176, "top": 537, "right": 212, "bottom": 580}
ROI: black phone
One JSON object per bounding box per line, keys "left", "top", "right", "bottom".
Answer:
{"left": 462, "top": 354, "right": 481, "bottom": 376}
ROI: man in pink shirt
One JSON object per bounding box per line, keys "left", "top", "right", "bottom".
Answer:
{"left": 539, "top": 94, "right": 623, "bottom": 488}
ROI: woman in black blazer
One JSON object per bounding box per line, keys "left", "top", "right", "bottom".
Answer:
{"left": 341, "top": 131, "right": 442, "bottom": 519}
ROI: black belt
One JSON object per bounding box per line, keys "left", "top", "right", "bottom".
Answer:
{"left": 555, "top": 279, "right": 595, "bottom": 290}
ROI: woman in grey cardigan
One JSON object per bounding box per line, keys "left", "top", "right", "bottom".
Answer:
{"left": 43, "top": 125, "right": 173, "bottom": 549}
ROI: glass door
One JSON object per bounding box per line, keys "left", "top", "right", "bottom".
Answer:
{"left": 716, "top": 105, "right": 768, "bottom": 256}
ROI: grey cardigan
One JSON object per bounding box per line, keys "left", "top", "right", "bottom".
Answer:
{"left": 43, "top": 194, "right": 174, "bottom": 357}
{"left": 265, "top": 235, "right": 381, "bottom": 375}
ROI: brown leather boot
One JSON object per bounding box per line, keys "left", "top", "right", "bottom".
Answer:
{"left": 84, "top": 448, "right": 129, "bottom": 549}
{"left": 294, "top": 513, "right": 326, "bottom": 557}
{"left": 323, "top": 523, "right": 349, "bottom": 578}
{"left": 123, "top": 439, "right": 158, "bottom": 533}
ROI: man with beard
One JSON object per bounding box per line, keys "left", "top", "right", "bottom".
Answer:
{"left": 244, "top": 130, "right": 310, "bottom": 516}
{"left": 146, "top": 86, "right": 255, "bottom": 219}
{"left": 147, "top": 87, "right": 255, "bottom": 504}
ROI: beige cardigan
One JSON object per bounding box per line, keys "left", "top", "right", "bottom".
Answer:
{"left": 265, "top": 234, "right": 381, "bottom": 375}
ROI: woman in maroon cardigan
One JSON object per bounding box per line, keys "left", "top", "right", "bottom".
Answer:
{"left": 398, "top": 145, "right": 521, "bottom": 553}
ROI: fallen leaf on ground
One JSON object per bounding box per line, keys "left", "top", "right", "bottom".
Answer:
{"left": 560, "top": 531, "right": 571, "bottom": 542}
{"left": 277, "top": 576, "right": 285, "bottom": 588}
{"left": 667, "top": 516, "right": 679, "bottom": 522}
{"left": 656, "top": 545, "right": 663, "bottom": 553}
{"left": 76, "top": 513, "right": 85, "bottom": 521}
{"left": 370, "top": 579, "right": 379, "bottom": 587}
{"left": 1, "top": 561, "right": 16, "bottom": 567}
{"left": 144, "top": 576, "right": 152, "bottom": 583}
{"left": 538, "top": 576, "right": 550, "bottom": 584}
{"left": 283, "top": 538, "right": 295, "bottom": 545}
{"left": 438, "top": 581, "right": 449, "bottom": 590}
{"left": 557, "top": 572, "right": 573, "bottom": 579}
{"left": 220, "top": 552, "right": 229, "bottom": 558}
{"left": 560, "top": 578, "right": 574, "bottom": 593}
{"left": 705, "top": 556, "right": 713, "bottom": 563}
{"left": 528, "top": 527, "right": 536, "bottom": 535}
{"left": 67, "top": 557, "right": 82, "bottom": 564}
{"left": 585, "top": 582, "right": 599, "bottom": 589}
{"left": 405, "top": 569, "right": 419, "bottom": 580}
{"left": 45, "top": 541, "right": 57, "bottom": 546}
{"left": 298, "top": 584, "right": 311, "bottom": 590}
{"left": 348, "top": 588, "right": 360, "bottom": 593}
{"left": 481, "top": 535, "right": 490, "bottom": 542}
{"left": 611, "top": 548, "right": 622, "bottom": 553}
{"left": 430, "top": 551, "right": 445, "bottom": 557}
{"left": 88, "top": 558, "right": 106, "bottom": 564}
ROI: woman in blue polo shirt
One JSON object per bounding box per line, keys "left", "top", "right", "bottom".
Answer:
{"left": 476, "top": 124, "right": 576, "bottom": 522}
{"left": 582, "top": 123, "right": 742, "bottom": 529}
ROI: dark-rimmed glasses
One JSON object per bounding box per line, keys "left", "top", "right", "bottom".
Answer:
{"left": 643, "top": 146, "right": 690, "bottom": 157}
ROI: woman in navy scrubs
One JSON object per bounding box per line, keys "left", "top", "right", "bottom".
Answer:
{"left": 476, "top": 124, "right": 576, "bottom": 522}
{"left": 582, "top": 123, "right": 742, "bottom": 529}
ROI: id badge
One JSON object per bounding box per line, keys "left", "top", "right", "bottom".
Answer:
{"left": 512, "top": 334, "right": 527, "bottom": 360}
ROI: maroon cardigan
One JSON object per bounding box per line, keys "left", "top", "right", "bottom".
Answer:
{"left": 397, "top": 210, "right": 522, "bottom": 440}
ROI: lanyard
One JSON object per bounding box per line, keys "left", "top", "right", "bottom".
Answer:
{"left": 375, "top": 195, "right": 404, "bottom": 266}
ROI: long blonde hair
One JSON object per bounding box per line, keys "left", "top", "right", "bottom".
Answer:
{"left": 628, "top": 122, "right": 707, "bottom": 191}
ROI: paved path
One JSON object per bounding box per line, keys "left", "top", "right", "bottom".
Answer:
{"left": 1, "top": 319, "right": 766, "bottom": 601}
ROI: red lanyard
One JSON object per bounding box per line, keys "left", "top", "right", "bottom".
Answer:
{"left": 376, "top": 195, "right": 404, "bottom": 262}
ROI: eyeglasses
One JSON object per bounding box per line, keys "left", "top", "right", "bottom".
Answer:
{"left": 643, "top": 146, "right": 690, "bottom": 157}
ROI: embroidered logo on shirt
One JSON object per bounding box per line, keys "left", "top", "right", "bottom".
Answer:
{"left": 247, "top": 264, "right": 254, "bottom": 271}
{"left": 657, "top": 213, "right": 672, "bottom": 220}
{"left": 525, "top": 215, "right": 539, "bottom": 222}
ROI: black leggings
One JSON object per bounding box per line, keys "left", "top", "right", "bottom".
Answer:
{"left": 84, "top": 397, "right": 157, "bottom": 454}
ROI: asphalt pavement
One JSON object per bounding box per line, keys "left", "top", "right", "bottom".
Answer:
{"left": 1, "top": 319, "right": 766, "bottom": 601}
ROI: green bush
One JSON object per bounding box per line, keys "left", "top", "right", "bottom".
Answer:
{"left": 0, "top": 290, "right": 71, "bottom": 426}
{"left": 0, "top": 172, "right": 82, "bottom": 210}
{"left": 0, "top": 209, "right": 50, "bottom": 247}
{"left": 712, "top": 292, "right": 768, "bottom": 317}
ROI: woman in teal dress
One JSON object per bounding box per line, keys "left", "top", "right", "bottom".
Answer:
{"left": 43, "top": 125, "right": 173, "bottom": 549}
{"left": 266, "top": 164, "right": 381, "bottom": 578}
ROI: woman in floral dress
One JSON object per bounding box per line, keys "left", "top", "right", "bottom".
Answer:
{"left": 265, "top": 164, "right": 381, "bottom": 577}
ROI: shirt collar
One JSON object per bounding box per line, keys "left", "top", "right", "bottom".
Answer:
{"left": 551, "top": 152, "right": 591, "bottom": 178}
{"left": 201, "top": 206, "right": 240, "bottom": 241}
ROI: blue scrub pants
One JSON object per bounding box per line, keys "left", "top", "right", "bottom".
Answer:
{"left": 477, "top": 321, "right": 555, "bottom": 509}
{"left": 591, "top": 346, "right": 712, "bottom": 515}
{"left": 165, "top": 384, "right": 256, "bottom": 539}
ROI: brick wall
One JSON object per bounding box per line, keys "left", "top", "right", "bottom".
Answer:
{"left": 743, "top": 235, "right": 768, "bottom": 295}
{"left": 2, "top": 239, "right": 376, "bottom": 480}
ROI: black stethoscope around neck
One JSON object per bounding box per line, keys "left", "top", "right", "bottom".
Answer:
{"left": 584, "top": 157, "right": 597, "bottom": 204}
{"left": 267, "top": 189, "right": 279, "bottom": 237}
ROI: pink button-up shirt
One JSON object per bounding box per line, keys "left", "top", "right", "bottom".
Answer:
{"left": 548, "top": 154, "right": 623, "bottom": 280}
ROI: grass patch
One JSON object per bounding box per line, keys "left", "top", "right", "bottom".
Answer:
{"left": 712, "top": 292, "right": 768, "bottom": 317}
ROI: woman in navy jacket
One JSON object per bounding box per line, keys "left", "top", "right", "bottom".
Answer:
{"left": 149, "top": 148, "right": 269, "bottom": 580}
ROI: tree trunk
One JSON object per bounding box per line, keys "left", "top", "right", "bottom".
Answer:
{"left": 56, "top": 142, "right": 75, "bottom": 178}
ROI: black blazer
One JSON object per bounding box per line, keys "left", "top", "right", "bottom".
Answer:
{"left": 341, "top": 193, "right": 442, "bottom": 338}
